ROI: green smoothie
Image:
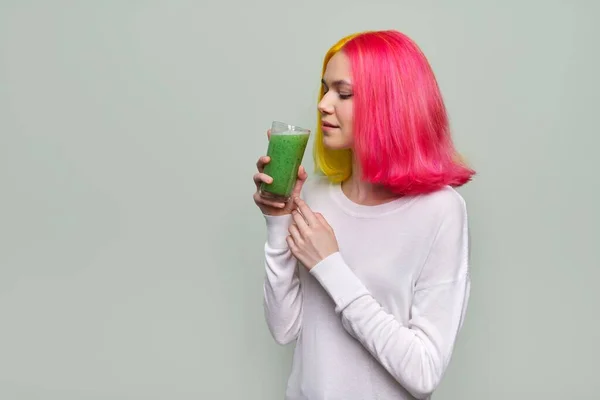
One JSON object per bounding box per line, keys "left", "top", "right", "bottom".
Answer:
{"left": 261, "top": 132, "right": 310, "bottom": 201}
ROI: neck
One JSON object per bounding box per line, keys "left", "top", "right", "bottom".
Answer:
{"left": 341, "top": 154, "right": 401, "bottom": 206}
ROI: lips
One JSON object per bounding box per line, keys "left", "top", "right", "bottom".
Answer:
{"left": 322, "top": 121, "right": 339, "bottom": 128}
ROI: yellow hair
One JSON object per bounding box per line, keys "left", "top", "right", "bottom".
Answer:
{"left": 313, "top": 32, "right": 363, "bottom": 182}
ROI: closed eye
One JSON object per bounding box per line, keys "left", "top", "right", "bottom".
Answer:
{"left": 321, "top": 78, "right": 353, "bottom": 100}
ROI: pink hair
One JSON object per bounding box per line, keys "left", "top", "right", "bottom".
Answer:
{"left": 322, "top": 30, "right": 475, "bottom": 195}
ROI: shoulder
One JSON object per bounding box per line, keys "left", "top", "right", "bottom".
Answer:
{"left": 411, "top": 186, "right": 468, "bottom": 223}
{"left": 423, "top": 186, "right": 466, "bottom": 209}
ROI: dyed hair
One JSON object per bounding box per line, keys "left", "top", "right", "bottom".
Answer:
{"left": 313, "top": 30, "right": 475, "bottom": 195}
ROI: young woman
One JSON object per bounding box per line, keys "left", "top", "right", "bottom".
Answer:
{"left": 253, "top": 30, "right": 475, "bottom": 400}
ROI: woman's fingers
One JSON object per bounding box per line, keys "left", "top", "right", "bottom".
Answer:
{"left": 293, "top": 197, "right": 318, "bottom": 226}
{"left": 288, "top": 223, "right": 302, "bottom": 244}
{"left": 292, "top": 210, "right": 310, "bottom": 235}
{"left": 256, "top": 156, "right": 270, "bottom": 173}
{"left": 253, "top": 172, "right": 273, "bottom": 188}
{"left": 290, "top": 166, "right": 308, "bottom": 197}
{"left": 253, "top": 192, "right": 286, "bottom": 209}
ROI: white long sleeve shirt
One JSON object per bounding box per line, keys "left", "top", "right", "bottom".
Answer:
{"left": 262, "top": 177, "right": 471, "bottom": 400}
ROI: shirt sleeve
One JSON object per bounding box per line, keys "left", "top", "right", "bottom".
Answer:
{"left": 309, "top": 197, "right": 470, "bottom": 399}
{"left": 262, "top": 214, "right": 304, "bottom": 345}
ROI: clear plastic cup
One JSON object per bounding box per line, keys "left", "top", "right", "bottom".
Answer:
{"left": 260, "top": 121, "right": 311, "bottom": 203}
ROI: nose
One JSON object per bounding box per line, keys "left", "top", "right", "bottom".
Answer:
{"left": 318, "top": 92, "right": 334, "bottom": 115}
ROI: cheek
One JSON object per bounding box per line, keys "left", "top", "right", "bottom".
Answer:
{"left": 339, "top": 103, "right": 353, "bottom": 132}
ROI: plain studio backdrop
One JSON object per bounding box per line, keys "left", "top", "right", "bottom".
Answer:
{"left": 1, "top": 1, "right": 598, "bottom": 399}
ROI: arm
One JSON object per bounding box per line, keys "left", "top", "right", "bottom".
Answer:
{"left": 309, "top": 199, "right": 470, "bottom": 399}
{"left": 262, "top": 214, "right": 303, "bottom": 345}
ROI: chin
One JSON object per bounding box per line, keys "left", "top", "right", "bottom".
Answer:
{"left": 322, "top": 135, "right": 351, "bottom": 150}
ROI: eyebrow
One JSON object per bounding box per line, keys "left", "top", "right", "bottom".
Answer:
{"left": 321, "top": 78, "right": 352, "bottom": 88}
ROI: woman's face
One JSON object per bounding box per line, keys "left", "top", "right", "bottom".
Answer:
{"left": 318, "top": 52, "right": 354, "bottom": 150}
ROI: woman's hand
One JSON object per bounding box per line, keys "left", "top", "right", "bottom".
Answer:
{"left": 253, "top": 129, "right": 308, "bottom": 216}
{"left": 287, "top": 197, "right": 339, "bottom": 270}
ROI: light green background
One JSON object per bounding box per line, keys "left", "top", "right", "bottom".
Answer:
{"left": 1, "top": 1, "right": 598, "bottom": 399}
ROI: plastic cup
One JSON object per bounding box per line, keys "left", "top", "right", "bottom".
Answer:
{"left": 260, "top": 121, "right": 311, "bottom": 203}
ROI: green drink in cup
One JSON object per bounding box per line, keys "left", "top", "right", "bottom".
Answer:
{"left": 260, "top": 121, "right": 311, "bottom": 203}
